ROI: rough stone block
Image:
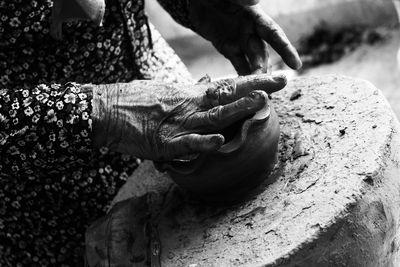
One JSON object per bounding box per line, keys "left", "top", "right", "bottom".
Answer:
{"left": 90, "top": 75, "right": 400, "bottom": 267}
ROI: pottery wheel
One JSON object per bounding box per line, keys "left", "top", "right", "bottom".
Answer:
{"left": 90, "top": 75, "right": 400, "bottom": 267}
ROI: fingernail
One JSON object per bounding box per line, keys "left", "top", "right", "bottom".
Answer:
{"left": 249, "top": 92, "right": 267, "bottom": 107}
{"left": 291, "top": 56, "right": 303, "bottom": 70}
{"left": 211, "top": 135, "right": 224, "bottom": 147}
{"left": 287, "top": 48, "right": 303, "bottom": 70}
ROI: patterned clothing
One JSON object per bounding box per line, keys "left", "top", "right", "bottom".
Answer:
{"left": 0, "top": 0, "right": 192, "bottom": 266}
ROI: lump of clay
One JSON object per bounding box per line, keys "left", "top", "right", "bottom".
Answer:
{"left": 155, "top": 97, "right": 280, "bottom": 203}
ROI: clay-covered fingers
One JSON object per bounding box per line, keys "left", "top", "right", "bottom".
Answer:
{"left": 191, "top": 90, "right": 267, "bottom": 131}
{"left": 204, "top": 74, "right": 286, "bottom": 106}
{"left": 248, "top": 6, "right": 302, "bottom": 70}
{"left": 167, "top": 134, "right": 225, "bottom": 159}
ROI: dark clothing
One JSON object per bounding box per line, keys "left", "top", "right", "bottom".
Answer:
{"left": 0, "top": 0, "right": 191, "bottom": 265}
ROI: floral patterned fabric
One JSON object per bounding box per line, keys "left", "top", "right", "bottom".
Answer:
{"left": 0, "top": 0, "right": 192, "bottom": 266}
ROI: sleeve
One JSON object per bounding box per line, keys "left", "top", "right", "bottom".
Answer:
{"left": 156, "top": 0, "right": 193, "bottom": 29}
{"left": 0, "top": 82, "right": 93, "bottom": 178}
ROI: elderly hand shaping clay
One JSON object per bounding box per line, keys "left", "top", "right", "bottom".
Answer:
{"left": 91, "top": 74, "right": 286, "bottom": 161}
{"left": 188, "top": 0, "right": 302, "bottom": 74}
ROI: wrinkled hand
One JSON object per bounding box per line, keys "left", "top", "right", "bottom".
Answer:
{"left": 188, "top": 0, "right": 302, "bottom": 74}
{"left": 92, "top": 74, "right": 286, "bottom": 161}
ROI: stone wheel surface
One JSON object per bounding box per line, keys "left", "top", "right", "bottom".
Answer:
{"left": 88, "top": 75, "right": 400, "bottom": 267}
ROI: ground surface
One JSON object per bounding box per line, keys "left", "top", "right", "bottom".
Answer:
{"left": 168, "top": 28, "right": 400, "bottom": 118}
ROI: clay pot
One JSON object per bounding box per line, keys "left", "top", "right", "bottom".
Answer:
{"left": 155, "top": 99, "right": 280, "bottom": 203}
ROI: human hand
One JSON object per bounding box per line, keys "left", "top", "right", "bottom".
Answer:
{"left": 188, "top": 0, "right": 302, "bottom": 74}
{"left": 50, "top": 0, "right": 105, "bottom": 39}
{"left": 91, "top": 74, "right": 286, "bottom": 161}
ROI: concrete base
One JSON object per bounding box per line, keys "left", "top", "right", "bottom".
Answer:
{"left": 86, "top": 75, "right": 400, "bottom": 267}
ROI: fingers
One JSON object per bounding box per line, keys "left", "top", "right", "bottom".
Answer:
{"left": 244, "top": 35, "right": 269, "bottom": 74}
{"left": 249, "top": 6, "right": 302, "bottom": 70}
{"left": 235, "top": 74, "right": 287, "bottom": 96}
{"left": 190, "top": 90, "right": 267, "bottom": 131}
{"left": 216, "top": 37, "right": 272, "bottom": 76}
{"left": 218, "top": 41, "right": 251, "bottom": 75}
{"left": 204, "top": 73, "right": 286, "bottom": 106}
{"left": 228, "top": 53, "right": 251, "bottom": 76}
{"left": 167, "top": 134, "right": 225, "bottom": 159}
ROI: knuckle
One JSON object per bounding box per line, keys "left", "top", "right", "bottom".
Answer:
{"left": 207, "top": 79, "right": 236, "bottom": 105}
{"left": 217, "top": 79, "right": 236, "bottom": 102}
{"left": 205, "top": 87, "right": 220, "bottom": 106}
{"left": 207, "top": 106, "right": 224, "bottom": 125}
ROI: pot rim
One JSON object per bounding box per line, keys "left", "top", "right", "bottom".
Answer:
{"left": 218, "top": 102, "right": 271, "bottom": 154}
{"left": 154, "top": 102, "right": 272, "bottom": 175}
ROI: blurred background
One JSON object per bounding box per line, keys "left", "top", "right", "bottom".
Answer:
{"left": 146, "top": 0, "right": 400, "bottom": 117}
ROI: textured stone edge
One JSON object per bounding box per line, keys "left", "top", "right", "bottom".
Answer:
{"left": 263, "top": 98, "right": 400, "bottom": 267}
{"left": 106, "top": 76, "right": 400, "bottom": 267}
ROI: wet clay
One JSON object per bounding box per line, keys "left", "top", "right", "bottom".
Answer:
{"left": 156, "top": 98, "right": 280, "bottom": 203}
